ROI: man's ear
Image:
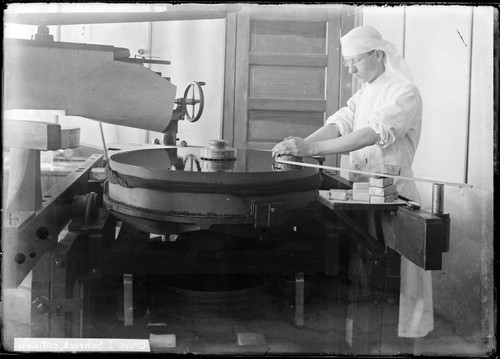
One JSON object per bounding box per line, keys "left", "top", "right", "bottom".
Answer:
{"left": 375, "top": 50, "right": 385, "bottom": 63}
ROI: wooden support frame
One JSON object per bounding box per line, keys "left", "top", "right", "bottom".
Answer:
{"left": 2, "top": 154, "right": 103, "bottom": 288}
{"left": 318, "top": 197, "right": 402, "bottom": 352}
{"left": 6, "top": 148, "right": 42, "bottom": 211}
{"left": 31, "top": 232, "right": 85, "bottom": 338}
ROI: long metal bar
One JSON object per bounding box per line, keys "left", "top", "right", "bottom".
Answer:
{"left": 275, "top": 158, "right": 473, "bottom": 189}
{"left": 4, "top": 7, "right": 239, "bottom": 25}
{"left": 98, "top": 122, "right": 108, "bottom": 163}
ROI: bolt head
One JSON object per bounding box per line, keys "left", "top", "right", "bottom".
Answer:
{"left": 14, "top": 253, "right": 26, "bottom": 264}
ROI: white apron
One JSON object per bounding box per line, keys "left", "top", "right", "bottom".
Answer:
{"left": 326, "top": 72, "right": 434, "bottom": 337}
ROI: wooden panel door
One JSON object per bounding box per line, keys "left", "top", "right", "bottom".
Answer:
{"left": 226, "top": 7, "right": 347, "bottom": 151}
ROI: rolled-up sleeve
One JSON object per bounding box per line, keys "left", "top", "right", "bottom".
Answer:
{"left": 368, "top": 84, "right": 421, "bottom": 148}
{"left": 325, "top": 94, "right": 357, "bottom": 135}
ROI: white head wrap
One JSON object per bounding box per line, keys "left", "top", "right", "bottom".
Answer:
{"left": 341, "top": 26, "right": 413, "bottom": 83}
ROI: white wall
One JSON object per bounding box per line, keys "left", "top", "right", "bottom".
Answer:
{"left": 364, "top": 5, "right": 473, "bottom": 191}
{"left": 363, "top": 5, "right": 495, "bottom": 344}
{"left": 149, "top": 18, "right": 225, "bottom": 147}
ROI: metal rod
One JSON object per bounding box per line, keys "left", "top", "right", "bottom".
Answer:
{"left": 432, "top": 183, "right": 445, "bottom": 214}
{"left": 98, "top": 122, "right": 108, "bottom": 163}
{"left": 275, "top": 158, "right": 473, "bottom": 189}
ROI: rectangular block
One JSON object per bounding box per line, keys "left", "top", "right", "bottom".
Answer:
{"left": 369, "top": 176, "right": 395, "bottom": 188}
{"left": 352, "top": 191, "right": 370, "bottom": 202}
{"left": 4, "top": 119, "right": 61, "bottom": 150}
{"left": 149, "top": 334, "right": 176, "bottom": 349}
{"left": 395, "top": 206, "right": 444, "bottom": 270}
{"left": 368, "top": 184, "right": 398, "bottom": 197}
{"left": 237, "top": 332, "right": 267, "bottom": 346}
{"left": 330, "top": 189, "right": 349, "bottom": 201}
{"left": 353, "top": 182, "right": 370, "bottom": 190}
{"left": 61, "top": 127, "right": 81, "bottom": 149}
{"left": 376, "top": 164, "right": 401, "bottom": 176}
{"left": 369, "top": 194, "right": 397, "bottom": 203}
{"left": 90, "top": 168, "right": 107, "bottom": 180}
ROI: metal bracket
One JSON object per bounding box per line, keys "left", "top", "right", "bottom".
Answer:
{"left": 251, "top": 199, "right": 286, "bottom": 228}
{"left": 32, "top": 296, "right": 83, "bottom": 314}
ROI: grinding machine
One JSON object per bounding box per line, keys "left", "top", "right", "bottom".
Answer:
{"left": 3, "top": 23, "right": 457, "bottom": 354}
{"left": 3, "top": 25, "right": 329, "bottom": 347}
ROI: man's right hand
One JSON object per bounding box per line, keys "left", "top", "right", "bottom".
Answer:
{"left": 272, "top": 136, "right": 312, "bottom": 158}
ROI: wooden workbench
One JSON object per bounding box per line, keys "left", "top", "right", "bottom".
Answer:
{"left": 317, "top": 190, "right": 407, "bottom": 211}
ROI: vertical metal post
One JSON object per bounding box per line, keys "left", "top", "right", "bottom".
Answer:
{"left": 431, "top": 183, "right": 444, "bottom": 214}
{"left": 162, "top": 132, "right": 177, "bottom": 146}
{"left": 123, "top": 274, "right": 134, "bottom": 327}
{"left": 295, "top": 272, "right": 304, "bottom": 327}
{"left": 432, "top": 183, "right": 450, "bottom": 252}
{"left": 98, "top": 122, "right": 108, "bottom": 163}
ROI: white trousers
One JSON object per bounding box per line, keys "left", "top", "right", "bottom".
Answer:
{"left": 398, "top": 257, "right": 434, "bottom": 337}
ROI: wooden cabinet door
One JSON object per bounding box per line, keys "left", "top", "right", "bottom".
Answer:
{"left": 224, "top": 7, "right": 349, "bottom": 151}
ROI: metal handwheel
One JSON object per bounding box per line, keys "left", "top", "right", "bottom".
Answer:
{"left": 183, "top": 81, "right": 205, "bottom": 122}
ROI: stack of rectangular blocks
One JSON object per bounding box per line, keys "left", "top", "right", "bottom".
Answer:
{"left": 352, "top": 164, "right": 401, "bottom": 203}
{"left": 368, "top": 177, "right": 398, "bottom": 203}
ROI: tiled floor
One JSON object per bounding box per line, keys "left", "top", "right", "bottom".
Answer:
{"left": 1, "top": 272, "right": 493, "bottom": 356}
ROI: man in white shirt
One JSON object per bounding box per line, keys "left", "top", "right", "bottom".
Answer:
{"left": 272, "top": 25, "right": 433, "bottom": 339}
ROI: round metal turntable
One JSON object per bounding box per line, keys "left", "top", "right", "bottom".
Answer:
{"left": 103, "top": 144, "right": 321, "bottom": 235}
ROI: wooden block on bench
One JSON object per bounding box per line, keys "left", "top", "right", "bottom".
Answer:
{"left": 330, "top": 189, "right": 349, "bottom": 201}
{"left": 376, "top": 164, "right": 401, "bottom": 176}
{"left": 368, "top": 184, "right": 398, "bottom": 197}
{"left": 369, "top": 176, "right": 395, "bottom": 188}
{"left": 369, "top": 193, "right": 397, "bottom": 203}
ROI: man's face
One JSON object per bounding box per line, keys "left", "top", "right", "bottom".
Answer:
{"left": 343, "top": 50, "right": 382, "bottom": 84}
